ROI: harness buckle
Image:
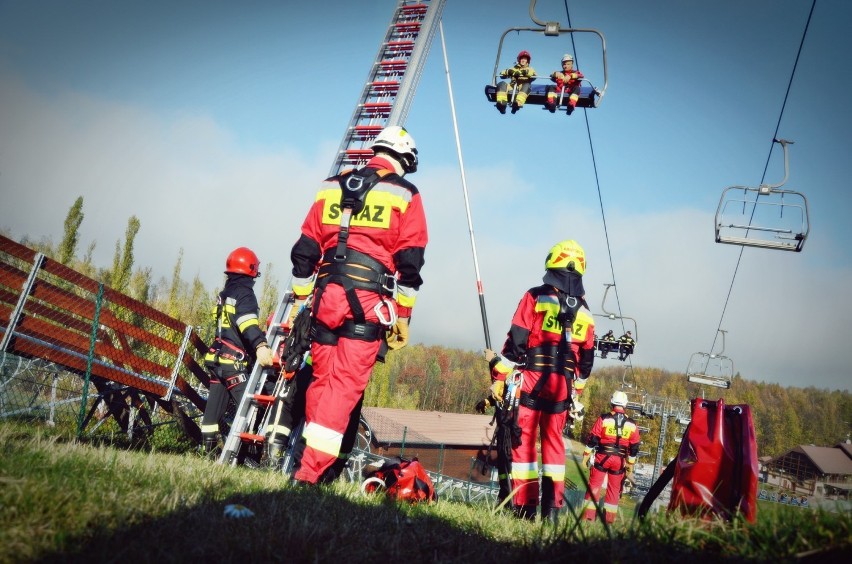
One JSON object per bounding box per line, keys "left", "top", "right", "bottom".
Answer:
{"left": 381, "top": 273, "right": 397, "bottom": 295}
{"left": 373, "top": 298, "right": 397, "bottom": 327}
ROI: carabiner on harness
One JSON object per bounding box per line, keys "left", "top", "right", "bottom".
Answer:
{"left": 374, "top": 298, "right": 398, "bottom": 328}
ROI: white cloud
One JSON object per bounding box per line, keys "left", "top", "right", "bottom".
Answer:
{"left": 1, "top": 73, "right": 849, "bottom": 393}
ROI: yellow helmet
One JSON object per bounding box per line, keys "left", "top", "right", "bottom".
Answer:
{"left": 544, "top": 240, "right": 586, "bottom": 275}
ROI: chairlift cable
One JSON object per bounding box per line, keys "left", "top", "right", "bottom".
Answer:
{"left": 709, "top": 0, "right": 816, "bottom": 356}
{"left": 564, "top": 1, "right": 630, "bottom": 339}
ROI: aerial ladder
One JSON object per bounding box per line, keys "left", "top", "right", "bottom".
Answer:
{"left": 217, "top": 0, "right": 447, "bottom": 468}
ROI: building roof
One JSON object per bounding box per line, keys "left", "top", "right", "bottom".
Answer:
{"left": 362, "top": 407, "right": 495, "bottom": 447}
{"left": 837, "top": 441, "right": 852, "bottom": 459}
{"left": 795, "top": 444, "right": 852, "bottom": 475}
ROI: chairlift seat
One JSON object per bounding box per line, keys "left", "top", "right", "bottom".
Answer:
{"left": 715, "top": 185, "right": 809, "bottom": 252}
{"left": 484, "top": 83, "right": 598, "bottom": 109}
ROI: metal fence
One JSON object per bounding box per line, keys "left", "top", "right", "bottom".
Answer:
{"left": 0, "top": 235, "right": 208, "bottom": 443}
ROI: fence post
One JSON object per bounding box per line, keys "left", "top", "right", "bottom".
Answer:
{"left": 438, "top": 443, "right": 445, "bottom": 475}
{"left": 77, "top": 283, "right": 104, "bottom": 437}
{"left": 0, "top": 252, "right": 44, "bottom": 353}
{"left": 164, "top": 325, "right": 193, "bottom": 401}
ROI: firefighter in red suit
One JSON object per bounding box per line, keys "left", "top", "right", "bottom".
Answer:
{"left": 582, "top": 389, "right": 641, "bottom": 524}
{"left": 487, "top": 240, "right": 595, "bottom": 522}
{"left": 289, "top": 125, "right": 427, "bottom": 485}
{"left": 545, "top": 53, "right": 584, "bottom": 115}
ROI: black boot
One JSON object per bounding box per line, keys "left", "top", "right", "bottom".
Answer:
{"left": 496, "top": 102, "right": 507, "bottom": 114}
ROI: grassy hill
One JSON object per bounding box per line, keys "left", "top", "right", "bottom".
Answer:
{"left": 2, "top": 422, "right": 849, "bottom": 563}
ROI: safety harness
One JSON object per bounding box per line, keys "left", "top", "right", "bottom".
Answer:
{"left": 204, "top": 294, "right": 249, "bottom": 389}
{"left": 518, "top": 291, "right": 586, "bottom": 414}
{"left": 594, "top": 412, "right": 629, "bottom": 476}
{"left": 310, "top": 168, "right": 398, "bottom": 350}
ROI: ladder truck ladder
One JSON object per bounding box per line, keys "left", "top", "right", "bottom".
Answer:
{"left": 216, "top": 0, "right": 446, "bottom": 468}
{"left": 328, "top": 0, "right": 446, "bottom": 177}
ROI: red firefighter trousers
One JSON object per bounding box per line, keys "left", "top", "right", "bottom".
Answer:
{"left": 294, "top": 284, "right": 383, "bottom": 484}
{"left": 583, "top": 453, "right": 626, "bottom": 523}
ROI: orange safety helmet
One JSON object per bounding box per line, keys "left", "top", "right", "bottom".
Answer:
{"left": 517, "top": 50, "right": 532, "bottom": 63}
{"left": 225, "top": 247, "right": 261, "bottom": 278}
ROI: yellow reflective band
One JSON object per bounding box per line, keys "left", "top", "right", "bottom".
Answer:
{"left": 535, "top": 295, "right": 563, "bottom": 335}
{"left": 292, "top": 282, "right": 315, "bottom": 297}
{"left": 511, "top": 461, "right": 538, "bottom": 480}
{"left": 201, "top": 424, "right": 219, "bottom": 433}
{"left": 237, "top": 315, "right": 259, "bottom": 333}
{"left": 541, "top": 464, "right": 565, "bottom": 480}
{"left": 303, "top": 422, "right": 343, "bottom": 457}
{"left": 604, "top": 503, "right": 619, "bottom": 514}
{"left": 396, "top": 286, "right": 417, "bottom": 308}
{"left": 572, "top": 310, "right": 593, "bottom": 341}
{"left": 494, "top": 359, "right": 513, "bottom": 377}
{"left": 583, "top": 499, "right": 598, "bottom": 511}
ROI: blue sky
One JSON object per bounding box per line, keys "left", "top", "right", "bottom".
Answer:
{"left": 1, "top": 0, "right": 850, "bottom": 393}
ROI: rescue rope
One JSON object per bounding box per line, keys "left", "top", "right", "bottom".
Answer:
{"left": 564, "top": 1, "right": 636, "bottom": 373}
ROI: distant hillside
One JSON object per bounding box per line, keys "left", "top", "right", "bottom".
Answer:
{"left": 364, "top": 344, "right": 852, "bottom": 460}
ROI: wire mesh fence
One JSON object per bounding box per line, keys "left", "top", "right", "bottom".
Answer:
{"left": 0, "top": 235, "right": 208, "bottom": 445}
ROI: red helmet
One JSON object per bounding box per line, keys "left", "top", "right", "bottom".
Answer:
{"left": 225, "top": 247, "right": 260, "bottom": 277}
{"left": 517, "top": 50, "right": 531, "bottom": 63}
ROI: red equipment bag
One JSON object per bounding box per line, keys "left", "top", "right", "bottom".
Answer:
{"left": 362, "top": 457, "right": 437, "bottom": 503}
{"left": 638, "top": 398, "right": 758, "bottom": 522}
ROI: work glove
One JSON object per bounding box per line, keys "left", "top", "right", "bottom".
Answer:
{"left": 386, "top": 317, "right": 410, "bottom": 351}
{"left": 567, "top": 72, "right": 578, "bottom": 80}
{"left": 255, "top": 344, "right": 274, "bottom": 367}
{"left": 625, "top": 463, "right": 636, "bottom": 485}
{"left": 489, "top": 379, "right": 505, "bottom": 402}
{"left": 569, "top": 398, "right": 585, "bottom": 423}
{"left": 475, "top": 397, "right": 494, "bottom": 414}
{"left": 287, "top": 297, "right": 307, "bottom": 327}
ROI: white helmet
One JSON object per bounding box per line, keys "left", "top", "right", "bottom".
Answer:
{"left": 562, "top": 53, "right": 574, "bottom": 63}
{"left": 370, "top": 125, "right": 418, "bottom": 174}
{"left": 611, "top": 390, "right": 628, "bottom": 407}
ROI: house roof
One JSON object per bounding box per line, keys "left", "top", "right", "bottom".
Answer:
{"left": 837, "top": 441, "right": 852, "bottom": 459}
{"left": 362, "top": 407, "right": 495, "bottom": 447}
{"left": 795, "top": 445, "right": 852, "bottom": 475}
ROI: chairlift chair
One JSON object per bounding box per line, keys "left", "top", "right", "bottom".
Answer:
{"left": 686, "top": 329, "right": 734, "bottom": 389}
{"left": 715, "top": 139, "right": 809, "bottom": 252}
{"left": 592, "top": 284, "right": 637, "bottom": 360}
{"left": 483, "top": 0, "right": 608, "bottom": 111}
{"left": 686, "top": 352, "right": 734, "bottom": 389}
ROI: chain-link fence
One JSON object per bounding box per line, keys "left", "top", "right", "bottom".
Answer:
{"left": 0, "top": 235, "right": 208, "bottom": 445}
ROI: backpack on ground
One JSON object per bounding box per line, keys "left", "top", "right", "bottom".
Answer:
{"left": 362, "top": 457, "right": 437, "bottom": 503}
{"left": 638, "top": 397, "right": 758, "bottom": 523}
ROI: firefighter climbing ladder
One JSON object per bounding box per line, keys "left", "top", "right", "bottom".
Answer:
{"left": 217, "top": 0, "right": 447, "bottom": 467}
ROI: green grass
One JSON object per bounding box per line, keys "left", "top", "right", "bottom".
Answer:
{"left": 1, "top": 422, "right": 849, "bottom": 563}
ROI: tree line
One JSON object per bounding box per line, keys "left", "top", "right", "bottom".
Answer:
{"left": 8, "top": 197, "right": 850, "bottom": 460}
